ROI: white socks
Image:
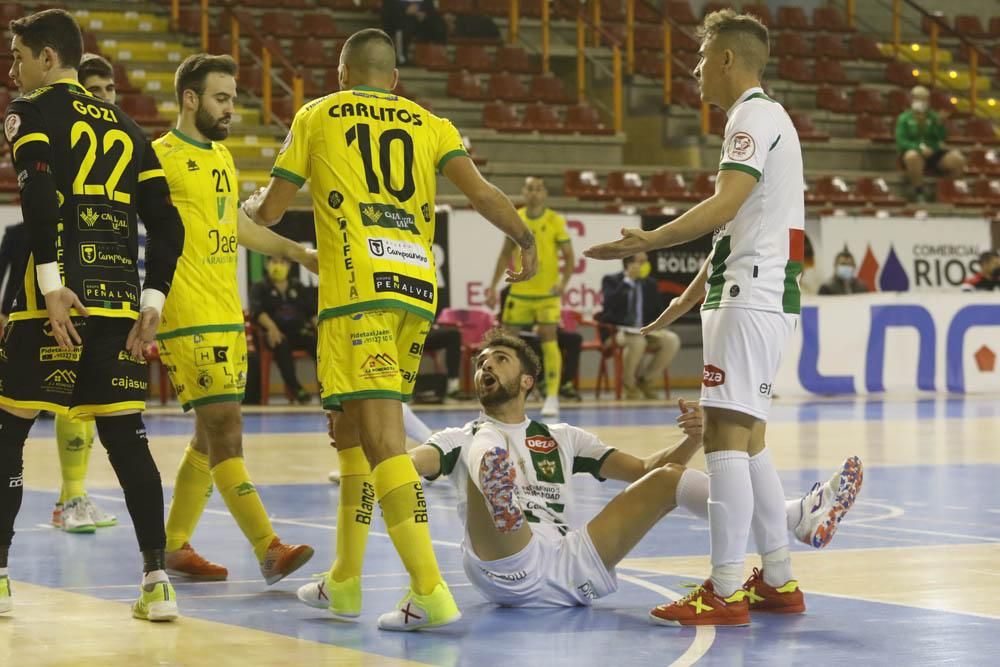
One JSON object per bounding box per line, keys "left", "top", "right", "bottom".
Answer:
{"left": 0, "top": 567, "right": 8, "bottom": 577}
{"left": 748, "top": 448, "right": 794, "bottom": 586}
{"left": 675, "top": 468, "right": 709, "bottom": 520}
{"left": 142, "top": 569, "right": 169, "bottom": 587}
{"left": 706, "top": 450, "right": 753, "bottom": 597}
{"left": 402, "top": 403, "right": 433, "bottom": 444}
{"left": 446, "top": 377, "right": 460, "bottom": 394}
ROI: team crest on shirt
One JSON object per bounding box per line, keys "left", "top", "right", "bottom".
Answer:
{"left": 4, "top": 114, "right": 20, "bottom": 142}
{"left": 525, "top": 435, "right": 557, "bottom": 454}
{"left": 725, "top": 132, "right": 756, "bottom": 162}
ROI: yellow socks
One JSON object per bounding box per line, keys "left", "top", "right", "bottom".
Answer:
{"left": 212, "top": 457, "right": 277, "bottom": 561}
{"left": 373, "top": 454, "right": 442, "bottom": 596}
{"left": 541, "top": 340, "right": 562, "bottom": 398}
{"left": 165, "top": 446, "right": 213, "bottom": 552}
{"left": 56, "top": 415, "right": 93, "bottom": 503}
{"left": 330, "top": 447, "right": 373, "bottom": 582}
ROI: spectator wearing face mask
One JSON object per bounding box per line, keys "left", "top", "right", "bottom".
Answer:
{"left": 818, "top": 250, "right": 869, "bottom": 295}
{"left": 961, "top": 250, "right": 1000, "bottom": 291}
{"left": 896, "top": 85, "right": 966, "bottom": 203}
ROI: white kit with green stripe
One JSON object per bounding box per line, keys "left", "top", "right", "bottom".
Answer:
{"left": 706, "top": 87, "right": 806, "bottom": 315}
{"left": 426, "top": 414, "right": 616, "bottom": 541}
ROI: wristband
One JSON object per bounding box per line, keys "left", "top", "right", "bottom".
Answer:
{"left": 36, "top": 262, "right": 62, "bottom": 295}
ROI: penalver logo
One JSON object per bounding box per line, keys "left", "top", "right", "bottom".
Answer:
{"left": 703, "top": 364, "right": 726, "bottom": 387}
{"left": 525, "top": 435, "right": 557, "bottom": 454}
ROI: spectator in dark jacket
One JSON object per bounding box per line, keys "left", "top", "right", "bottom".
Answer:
{"left": 961, "top": 250, "right": 1000, "bottom": 292}
{"left": 818, "top": 249, "right": 870, "bottom": 295}
{"left": 600, "top": 253, "right": 680, "bottom": 400}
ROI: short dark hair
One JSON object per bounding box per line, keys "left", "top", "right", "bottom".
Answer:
{"left": 78, "top": 53, "right": 113, "bottom": 82}
{"left": 835, "top": 250, "right": 856, "bottom": 264}
{"left": 341, "top": 28, "right": 396, "bottom": 69}
{"left": 979, "top": 250, "right": 999, "bottom": 264}
{"left": 479, "top": 327, "right": 540, "bottom": 385}
{"left": 622, "top": 254, "right": 641, "bottom": 270}
{"left": 174, "top": 53, "right": 237, "bottom": 104}
{"left": 10, "top": 9, "right": 84, "bottom": 70}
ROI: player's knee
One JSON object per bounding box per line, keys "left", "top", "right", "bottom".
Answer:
{"left": 0, "top": 410, "right": 34, "bottom": 451}
{"left": 902, "top": 151, "right": 922, "bottom": 166}
{"left": 95, "top": 413, "right": 161, "bottom": 487}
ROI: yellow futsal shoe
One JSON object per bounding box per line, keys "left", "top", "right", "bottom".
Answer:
{"left": 296, "top": 572, "right": 362, "bottom": 620}
{"left": 132, "top": 581, "right": 179, "bottom": 622}
{"left": 377, "top": 581, "right": 461, "bottom": 632}
{"left": 0, "top": 575, "right": 11, "bottom": 614}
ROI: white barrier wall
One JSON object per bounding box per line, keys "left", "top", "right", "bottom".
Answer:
{"left": 775, "top": 293, "right": 1000, "bottom": 396}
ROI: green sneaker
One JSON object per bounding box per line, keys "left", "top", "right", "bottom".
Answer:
{"left": 377, "top": 581, "right": 461, "bottom": 631}
{"left": 132, "top": 581, "right": 179, "bottom": 622}
{"left": 0, "top": 575, "right": 11, "bottom": 614}
{"left": 297, "top": 572, "right": 361, "bottom": 620}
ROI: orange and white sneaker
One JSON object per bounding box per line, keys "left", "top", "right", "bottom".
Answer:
{"left": 649, "top": 580, "right": 750, "bottom": 627}
{"left": 793, "top": 456, "right": 864, "bottom": 548}
{"left": 165, "top": 543, "right": 228, "bottom": 581}
{"left": 742, "top": 567, "right": 805, "bottom": 614}
{"left": 260, "top": 538, "right": 314, "bottom": 585}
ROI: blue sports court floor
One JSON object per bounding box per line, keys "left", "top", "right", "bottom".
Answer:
{"left": 4, "top": 395, "right": 1000, "bottom": 665}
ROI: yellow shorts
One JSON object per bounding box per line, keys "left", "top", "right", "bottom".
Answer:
{"left": 501, "top": 293, "right": 561, "bottom": 327}
{"left": 317, "top": 308, "right": 430, "bottom": 410}
{"left": 155, "top": 327, "right": 248, "bottom": 411}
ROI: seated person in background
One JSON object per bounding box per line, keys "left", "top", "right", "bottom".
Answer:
{"left": 600, "top": 253, "right": 681, "bottom": 400}
{"left": 423, "top": 322, "right": 464, "bottom": 398}
{"left": 961, "top": 250, "right": 1000, "bottom": 292}
{"left": 250, "top": 256, "right": 317, "bottom": 403}
{"left": 818, "top": 249, "right": 869, "bottom": 295}
{"left": 895, "top": 85, "right": 965, "bottom": 203}
{"left": 381, "top": 0, "right": 446, "bottom": 64}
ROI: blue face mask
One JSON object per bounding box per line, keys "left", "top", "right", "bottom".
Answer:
{"left": 835, "top": 265, "right": 855, "bottom": 281}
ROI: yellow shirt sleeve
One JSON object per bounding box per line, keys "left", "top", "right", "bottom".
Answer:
{"left": 271, "top": 107, "right": 311, "bottom": 187}
{"left": 554, "top": 213, "right": 571, "bottom": 244}
{"left": 434, "top": 117, "right": 468, "bottom": 173}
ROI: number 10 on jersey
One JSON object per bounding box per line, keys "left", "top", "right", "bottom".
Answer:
{"left": 345, "top": 123, "right": 415, "bottom": 203}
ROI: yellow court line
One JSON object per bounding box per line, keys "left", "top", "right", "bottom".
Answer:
{"left": 621, "top": 542, "right": 1000, "bottom": 621}
{"left": 0, "top": 581, "right": 435, "bottom": 667}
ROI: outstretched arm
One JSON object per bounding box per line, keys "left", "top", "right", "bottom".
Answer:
{"left": 597, "top": 399, "right": 703, "bottom": 483}
{"left": 237, "top": 208, "right": 318, "bottom": 273}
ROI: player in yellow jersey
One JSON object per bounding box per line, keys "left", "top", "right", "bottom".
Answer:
{"left": 153, "top": 55, "right": 316, "bottom": 585}
{"left": 242, "top": 29, "right": 537, "bottom": 630}
{"left": 485, "top": 177, "right": 575, "bottom": 418}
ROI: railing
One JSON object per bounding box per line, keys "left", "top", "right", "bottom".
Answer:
{"left": 169, "top": 0, "right": 303, "bottom": 128}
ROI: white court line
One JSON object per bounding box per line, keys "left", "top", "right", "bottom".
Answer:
{"left": 87, "top": 493, "right": 464, "bottom": 549}
{"left": 63, "top": 570, "right": 470, "bottom": 591}
{"left": 617, "top": 573, "right": 715, "bottom": 667}
{"left": 109, "top": 582, "right": 476, "bottom": 602}
{"left": 844, "top": 522, "right": 1000, "bottom": 543}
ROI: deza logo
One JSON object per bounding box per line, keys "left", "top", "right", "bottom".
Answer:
{"left": 525, "top": 435, "right": 557, "bottom": 454}
{"left": 798, "top": 303, "right": 1000, "bottom": 394}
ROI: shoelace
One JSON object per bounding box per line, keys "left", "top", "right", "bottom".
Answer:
{"left": 666, "top": 582, "right": 707, "bottom": 607}
{"left": 743, "top": 567, "right": 764, "bottom": 589}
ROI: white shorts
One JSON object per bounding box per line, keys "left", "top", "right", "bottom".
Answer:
{"left": 700, "top": 307, "right": 797, "bottom": 421}
{"left": 462, "top": 527, "right": 618, "bottom": 607}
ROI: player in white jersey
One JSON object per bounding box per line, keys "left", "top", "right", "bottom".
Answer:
{"left": 298, "top": 329, "right": 861, "bottom": 609}
{"left": 585, "top": 10, "right": 862, "bottom": 626}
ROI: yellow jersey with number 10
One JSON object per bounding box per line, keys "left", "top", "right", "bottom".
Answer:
{"left": 271, "top": 86, "right": 467, "bottom": 322}
{"left": 152, "top": 129, "right": 243, "bottom": 336}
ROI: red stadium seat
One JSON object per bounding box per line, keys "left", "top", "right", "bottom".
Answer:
{"left": 414, "top": 44, "right": 454, "bottom": 71}
{"left": 954, "top": 15, "right": 989, "bottom": 38}
{"left": 690, "top": 172, "right": 717, "bottom": 199}
{"left": 813, "top": 7, "right": 852, "bottom": 32}
{"left": 851, "top": 88, "right": 887, "bottom": 115}
{"left": 815, "top": 59, "right": 854, "bottom": 85}
{"left": 773, "top": 33, "right": 811, "bottom": 59}
{"left": 119, "top": 95, "right": 162, "bottom": 126}
{"left": 530, "top": 74, "right": 574, "bottom": 105}
{"left": 635, "top": 25, "right": 662, "bottom": 51}
{"left": 887, "top": 88, "right": 910, "bottom": 115}
{"left": 665, "top": 1, "right": 699, "bottom": 25}
{"left": 489, "top": 73, "right": 531, "bottom": 102}
{"left": 261, "top": 11, "right": 297, "bottom": 37}
{"left": 776, "top": 7, "right": 811, "bottom": 31}
{"left": 606, "top": 171, "right": 657, "bottom": 201}
{"left": 990, "top": 17, "right": 1000, "bottom": 38}
{"left": 885, "top": 62, "right": 921, "bottom": 87}
{"left": 303, "top": 11, "right": 342, "bottom": 38}
{"left": 670, "top": 79, "right": 701, "bottom": 108}
{"left": 454, "top": 45, "right": 495, "bottom": 72}
{"left": 855, "top": 177, "right": 904, "bottom": 206}
{"left": 778, "top": 58, "right": 813, "bottom": 83}
{"left": 565, "top": 105, "right": 614, "bottom": 134}
{"left": 855, "top": 114, "right": 894, "bottom": 142}
{"left": 447, "top": 71, "right": 488, "bottom": 100}
{"left": 788, "top": 112, "right": 830, "bottom": 142}
{"left": 974, "top": 179, "right": 1000, "bottom": 206}
{"left": 648, "top": 172, "right": 691, "bottom": 200}
{"left": 292, "top": 39, "right": 328, "bottom": 67}
{"left": 817, "top": 85, "right": 851, "bottom": 113}
{"left": 635, "top": 1, "right": 662, "bottom": 24}
{"left": 966, "top": 148, "right": 1000, "bottom": 176}
{"left": 740, "top": 4, "right": 772, "bottom": 26}
{"left": 496, "top": 47, "right": 537, "bottom": 74}
{"left": 600, "top": 0, "right": 625, "bottom": 22}
{"left": 850, "top": 34, "right": 892, "bottom": 62}
{"left": 937, "top": 178, "right": 987, "bottom": 206}
{"left": 483, "top": 102, "right": 524, "bottom": 131}
{"left": 671, "top": 28, "right": 700, "bottom": 53}
{"left": 814, "top": 34, "right": 848, "bottom": 60}
{"left": 810, "top": 176, "right": 857, "bottom": 205}
{"left": 522, "top": 103, "right": 564, "bottom": 132}
{"left": 564, "top": 170, "right": 607, "bottom": 198}
{"left": 964, "top": 118, "right": 999, "bottom": 145}
{"left": 271, "top": 96, "right": 297, "bottom": 125}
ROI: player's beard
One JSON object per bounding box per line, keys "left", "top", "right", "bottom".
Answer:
{"left": 477, "top": 375, "right": 519, "bottom": 408}
{"left": 195, "top": 105, "right": 230, "bottom": 141}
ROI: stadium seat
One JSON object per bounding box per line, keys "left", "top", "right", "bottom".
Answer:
{"left": 921, "top": 14, "right": 949, "bottom": 36}
{"left": 813, "top": 7, "right": 852, "bottom": 32}
{"left": 238, "top": 64, "right": 263, "bottom": 96}
{"left": 885, "top": 62, "right": 921, "bottom": 87}
{"left": 815, "top": 59, "right": 854, "bottom": 85}
{"left": 564, "top": 170, "right": 607, "bottom": 198}
{"left": 690, "top": 172, "right": 717, "bottom": 199}
{"left": 111, "top": 64, "right": 140, "bottom": 95}
{"left": 855, "top": 177, "right": 904, "bottom": 206}
{"left": 937, "top": 178, "right": 987, "bottom": 206}
{"left": 635, "top": 25, "right": 662, "bottom": 51}
{"left": 636, "top": 52, "right": 664, "bottom": 78}
{"left": 271, "top": 97, "right": 297, "bottom": 125}
{"left": 483, "top": 102, "right": 524, "bottom": 131}
{"left": 930, "top": 88, "right": 961, "bottom": 115}
{"left": 261, "top": 11, "right": 298, "bottom": 37}
{"left": 648, "top": 172, "right": 691, "bottom": 200}
{"left": 530, "top": 74, "right": 574, "bottom": 105}
{"left": 789, "top": 112, "right": 830, "bottom": 142}
{"left": 292, "top": 39, "right": 328, "bottom": 67}
{"left": 855, "top": 114, "right": 894, "bottom": 142}
{"left": 606, "top": 172, "right": 657, "bottom": 201}
{"left": 489, "top": 73, "right": 532, "bottom": 102}
{"left": 740, "top": 4, "right": 772, "bottom": 26}
{"left": 496, "top": 46, "right": 537, "bottom": 74}
{"left": 991, "top": 17, "right": 1000, "bottom": 38}
{"left": 778, "top": 58, "right": 813, "bottom": 83}
{"left": 964, "top": 118, "right": 999, "bottom": 145}
{"left": 436, "top": 308, "right": 496, "bottom": 393}
{"left": 887, "top": 88, "right": 910, "bottom": 115}
{"left": 670, "top": 79, "right": 702, "bottom": 108}
{"left": 814, "top": 34, "right": 849, "bottom": 60}
{"left": 709, "top": 106, "right": 726, "bottom": 135}
{"left": 522, "top": 103, "right": 564, "bottom": 132}
{"left": 447, "top": 71, "right": 488, "bottom": 100}
{"left": 851, "top": 87, "right": 887, "bottom": 115}
{"left": 973, "top": 179, "right": 1000, "bottom": 206}
{"left": 966, "top": 148, "right": 1000, "bottom": 176}
{"left": 303, "top": 11, "right": 342, "bottom": 38}
{"left": 776, "top": 7, "right": 811, "bottom": 31}
{"left": 414, "top": 44, "right": 454, "bottom": 71}
{"left": 600, "top": 0, "right": 626, "bottom": 22}
{"left": 565, "top": 105, "right": 614, "bottom": 134}
{"left": 774, "top": 33, "right": 811, "bottom": 59}
{"left": 664, "top": 1, "right": 699, "bottom": 25}
{"left": 817, "top": 85, "right": 851, "bottom": 113}
{"left": 850, "top": 34, "right": 892, "bottom": 62}
{"left": 454, "top": 45, "right": 494, "bottom": 72}
{"left": 119, "top": 95, "right": 162, "bottom": 126}
{"left": 809, "top": 176, "right": 857, "bottom": 205}
{"left": 671, "top": 28, "right": 700, "bottom": 53}
{"left": 954, "top": 15, "right": 989, "bottom": 38}
{"left": 635, "top": 1, "right": 662, "bottom": 24}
